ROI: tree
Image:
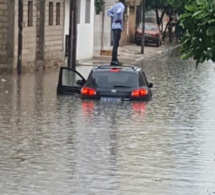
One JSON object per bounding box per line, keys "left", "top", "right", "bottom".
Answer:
{"left": 95, "top": 0, "right": 105, "bottom": 15}
{"left": 145, "top": 0, "right": 175, "bottom": 41}
{"left": 146, "top": 0, "right": 215, "bottom": 64}
{"left": 146, "top": 0, "right": 169, "bottom": 28}
{"left": 179, "top": 0, "right": 215, "bottom": 64}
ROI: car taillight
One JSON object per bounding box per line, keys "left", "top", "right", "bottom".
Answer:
{"left": 131, "top": 88, "right": 148, "bottom": 97}
{"left": 81, "top": 87, "right": 96, "bottom": 96}
{"left": 110, "top": 68, "right": 120, "bottom": 72}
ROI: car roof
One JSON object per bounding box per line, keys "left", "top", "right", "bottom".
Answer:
{"left": 92, "top": 64, "right": 142, "bottom": 73}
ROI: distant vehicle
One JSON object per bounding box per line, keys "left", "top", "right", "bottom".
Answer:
{"left": 135, "top": 22, "right": 162, "bottom": 47}
{"left": 57, "top": 65, "right": 153, "bottom": 102}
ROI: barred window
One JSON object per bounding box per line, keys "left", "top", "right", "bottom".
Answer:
{"left": 28, "top": 1, "right": 33, "bottom": 26}
{"left": 56, "top": 3, "right": 61, "bottom": 25}
{"left": 49, "top": 2, "right": 54, "bottom": 25}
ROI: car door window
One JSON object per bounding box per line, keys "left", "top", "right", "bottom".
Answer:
{"left": 139, "top": 73, "right": 145, "bottom": 86}
{"left": 141, "top": 72, "right": 149, "bottom": 86}
{"left": 62, "top": 68, "right": 84, "bottom": 86}
{"left": 57, "top": 67, "right": 86, "bottom": 95}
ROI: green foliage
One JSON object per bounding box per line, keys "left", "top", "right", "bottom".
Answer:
{"left": 179, "top": 0, "right": 215, "bottom": 64}
{"left": 145, "top": 0, "right": 172, "bottom": 26}
{"left": 95, "top": 0, "right": 105, "bottom": 15}
{"left": 144, "top": 0, "right": 215, "bottom": 64}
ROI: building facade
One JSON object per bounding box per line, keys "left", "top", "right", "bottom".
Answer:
{"left": 0, "top": 0, "right": 142, "bottom": 72}
{"left": 0, "top": 0, "right": 65, "bottom": 72}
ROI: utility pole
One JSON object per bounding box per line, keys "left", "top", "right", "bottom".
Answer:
{"left": 68, "top": 0, "right": 77, "bottom": 69}
{"left": 141, "top": 0, "right": 145, "bottom": 54}
{"left": 17, "top": 0, "right": 23, "bottom": 74}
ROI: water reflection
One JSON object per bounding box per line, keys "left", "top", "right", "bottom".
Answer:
{"left": 0, "top": 57, "right": 215, "bottom": 194}
{"left": 80, "top": 100, "right": 146, "bottom": 119}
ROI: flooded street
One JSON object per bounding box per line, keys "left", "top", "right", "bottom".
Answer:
{"left": 0, "top": 51, "right": 215, "bottom": 195}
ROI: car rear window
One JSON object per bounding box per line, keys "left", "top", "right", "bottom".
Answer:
{"left": 92, "top": 71, "right": 139, "bottom": 88}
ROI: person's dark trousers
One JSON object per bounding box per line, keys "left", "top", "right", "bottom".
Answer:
{"left": 111, "top": 29, "right": 121, "bottom": 62}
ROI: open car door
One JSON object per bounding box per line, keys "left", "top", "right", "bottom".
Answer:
{"left": 57, "top": 67, "right": 86, "bottom": 95}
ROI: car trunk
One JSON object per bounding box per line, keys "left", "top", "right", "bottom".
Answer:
{"left": 96, "top": 88, "right": 132, "bottom": 101}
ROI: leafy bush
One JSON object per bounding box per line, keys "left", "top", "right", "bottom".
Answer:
{"left": 95, "top": 0, "right": 105, "bottom": 15}
{"left": 179, "top": 0, "right": 215, "bottom": 64}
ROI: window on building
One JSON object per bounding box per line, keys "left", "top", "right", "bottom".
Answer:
{"left": 85, "top": 0, "right": 91, "bottom": 23}
{"left": 56, "top": 3, "right": 61, "bottom": 25}
{"left": 49, "top": 2, "right": 54, "bottom": 25}
{"left": 28, "top": 1, "right": 33, "bottom": 26}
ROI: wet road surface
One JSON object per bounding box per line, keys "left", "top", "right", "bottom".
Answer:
{"left": 0, "top": 51, "right": 215, "bottom": 195}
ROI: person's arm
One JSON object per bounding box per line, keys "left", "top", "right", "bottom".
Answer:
{"left": 115, "top": 4, "right": 125, "bottom": 23}
{"left": 116, "top": 5, "right": 125, "bottom": 14}
{"left": 107, "top": 7, "right": 114, "bottom": 18}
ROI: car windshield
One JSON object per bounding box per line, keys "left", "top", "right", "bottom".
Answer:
{"left": 92, "top": 71, "right": 139, "bottom": 88}
{"left": 138, "top": 23, "right": 158, "bottom": 31}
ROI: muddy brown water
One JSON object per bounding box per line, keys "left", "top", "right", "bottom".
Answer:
{"left": 0, "top": 51, "right": 215, "bottom": 195}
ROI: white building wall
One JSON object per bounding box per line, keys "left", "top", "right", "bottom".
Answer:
{"left": 93, "top": 14, "right": 103, "bottom": 56}
{"left": 64, "top": 0, "right": 95, "bottom": 61}
{"left": 93, "top": 0, "right": 114, "bottom": 55}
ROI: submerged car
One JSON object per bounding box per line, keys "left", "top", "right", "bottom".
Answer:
{"left": 57, "top": 65, "right": 153, "bottom": 101}
{"left": 135, "top": 22, "right": 162, "bottom": 47}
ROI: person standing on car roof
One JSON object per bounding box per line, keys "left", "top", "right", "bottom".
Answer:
{"left": 107, "top": 0, "right": 125, "bottom": 66}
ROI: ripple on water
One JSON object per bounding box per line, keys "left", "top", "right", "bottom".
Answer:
{"left": 0, "top": 59, "right": 215, "bottom": 194}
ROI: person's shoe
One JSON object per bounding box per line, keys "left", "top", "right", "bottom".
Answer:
{"left": 110, "top": 61, "right": 118, "bottom": 66}
{"left": 110, "top": 61, "right": 123, "bottom": 66}
{"left": 117, "top": 60, "right": 123, "bottom": 66}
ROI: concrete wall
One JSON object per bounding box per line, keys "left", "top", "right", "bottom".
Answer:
{"left": 127, "top": 5, "right": 136, "bottom": 42}
{"left": 0, "top": 0, "right": 65, "bottom": 71}
{"left": 22, "top": 0, "right": 37, "bottom": 68}
{"left": 44, "top": 0, "right": 65, "bottom": 67}
{"left": 0, "top": 0, "right": 11, "bottom": 69}
{"left": 13, "top": 0, "right": 18, "bottom": 70}
{"left": 12, "top": 0, "right": 41, "bottom": 70}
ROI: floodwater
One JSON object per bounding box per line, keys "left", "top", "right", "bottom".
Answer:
{"left": 0, "top": 51, "right": 215, "bottom": 195}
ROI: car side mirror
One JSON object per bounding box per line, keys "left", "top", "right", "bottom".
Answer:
{"left": 148, "top": 82, "right": 153, "bottom": 88}
{"left": 76, "top": 79, "right": 85, "bottom": 86}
